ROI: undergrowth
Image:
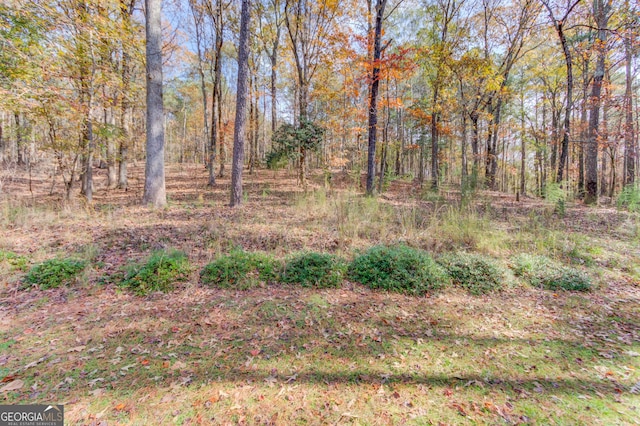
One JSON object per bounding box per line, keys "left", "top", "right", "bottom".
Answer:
{"left": 23, "top": 258, "right": 86, "bottom": 290}
{"left": 280, "top": 252, "right": 345, "bottom": 288}
{"left": 348, "top": 245, "right": 449, "bottom": 295}
{"left": 438, "top": 252, "right": 507, "bottom": 295}
{"left": 200, "top": 250, "right": 279, "bottom": 290}
{"left": 120, "top": 249, "right": 190, "bottom": 295}
{"left": 511, "top": 253, "right": 592, "bottom": 292}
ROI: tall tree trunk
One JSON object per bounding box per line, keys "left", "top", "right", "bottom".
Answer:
{"left": 14, "top": 113, "right": 25, "bottom": 165}
{"left": 106, "top": 106, "right": 117, "bottom": 189}
{"left": 485, "top": 98, "right": 502, "bottom": 190}
{"left": 0, "top": 118, "right": 4, "bottom": 163}
{"left": 189, "top": 0, "right": 209, "bottom": 164}
{"left": 556, "top": 25, "right": 572, "bottom": 184}
{"left": 365, "top": 0, "right": 387, "bottom": 195}
{"left": 378, "top": 78, "right": 390, "bottom": 192}
{"left": 585, "top": 0, "right": 611, "bottom": 205}
{"left": 431, "top": 86, "right": 439, "bottom": 190}
{"left": 470, "top": 111, "right": 479, "bottom": 187}
{"left": 118, "top": 0, "right": 135, "bottom": 190}
{"left": 82, "top": 116, "right": 95, "bottom": 202}
{"left": 541, "top": 1, "right": 580, "bottom": 183}
{"left": 624, "top": 3, "right": 636, "bottom": 185}
{"left": 209, "top": 2, "right": 224, "bottom": 184}
{"left": 578, "top": 56, "right": 589, "bottom": 197}
{"left": 143, "top": 0, "right": 166, "bottom": 207}
{"left": 520, "top": 93, "right": 526, "bottom": 197}
{"left": 230, "top": 0, "right": 251, "bottom": 207}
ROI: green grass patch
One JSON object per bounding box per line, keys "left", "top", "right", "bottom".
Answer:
{"left": 617, "top": 184, "right": 640, "bottom": 212}
{"left": 511, "top": 254, "right": 592, "bottom": 292}
{"left": 348, "top": 245, "right": 449, "bottom": 295}
{"left": 280, "top": 252, "right": 345, "bottom": 288}
{"left": 23, "top": 258, "right": 86, "bottom": 290}
{"left": 0, "top": 250, "right": 29, "bottom": 272}
{"left": 200, "top": 249, "right": 279, "bottom": 290}
{"left": 120, "top": 249, "right": 190, "bottom": 295}
{"left": 438, "top": 252, "right": 507, "bottom": 295}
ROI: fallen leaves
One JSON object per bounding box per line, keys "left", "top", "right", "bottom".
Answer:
{"left": 0, "top": 379, "right": 23, "bottom": 392}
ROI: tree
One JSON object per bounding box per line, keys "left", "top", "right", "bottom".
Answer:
{"left": 540, "top": 0, "right": 582, "bottom": 184}
{"left": 143, "top": 0, "right": 166, "bottom": 207}
{"left": 266, "top": 119, "right": 324, "bottom": 170}
{"left": 584, "top": 0, "right": 611, "bottom": 204}
{"left": 623, "top": 0, "right": 636, "bottom": 186}
{"left": 284, "top": 0, "right": 342, "bottom": 187}
{"left": 365, "top": 0, "right": 388, "bottom": 195}
{"left": 230, "top": 0, "right": 251, "bottom": 207}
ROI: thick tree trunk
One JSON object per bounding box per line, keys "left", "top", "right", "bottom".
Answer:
{"left": 365, "top": 0, "right": 387, "bottom": 195}
{"left": 585, "top": 0, "right": 611, "bottom": 205}
{"left": 143, "top": 0, "right": 166, "bottom": 207}
{"left": 230, "top": 0, "right": 251, "bottom": 207}
{"left": 555, "top": 24, "right": 573, "bottom": 183}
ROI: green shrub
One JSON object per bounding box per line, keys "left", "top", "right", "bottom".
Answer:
{"left": 438, "top": 252, "right": 506, "bottom": 295}
{"left": 200, "top": 250, "right": 279, "bottom": 290}
{"left": 512, "top": 254, "right": 592, "bottom": 292}
{"left": 24, "top": 258, "right": 86, "bottom": 290}
{"left": 121, "top": 249, "right": 190, "bottom": 295}
{"left": 348, "top": 245, "right": 449, "bottom": 295}
{"left": 280, "top": 252, "right": 345, "bottom": 288}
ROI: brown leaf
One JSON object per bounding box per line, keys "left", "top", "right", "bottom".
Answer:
{"left": 1, "top": 374, "right": 19, "bottom": 383}
{"left": 0, "top": 380, "right": 24, "bottom": 392}
{"left": 67, "top": 345, "right": 86, "bottom": 353}
{"left": 113, "top": 403, "right": 127, "bottom": 411}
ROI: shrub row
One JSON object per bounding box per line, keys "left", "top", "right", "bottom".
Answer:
{"left": 20, "top": 246, "right": 592, "bottom": 295}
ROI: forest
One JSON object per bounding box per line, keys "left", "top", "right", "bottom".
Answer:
{"left": 0, "top": 0, "right": 639, "bottom": 424}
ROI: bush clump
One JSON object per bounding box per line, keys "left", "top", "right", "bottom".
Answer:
{"left": 24, "top": 258, "right": 86, "bottom": 290}
{"left": 438, "top": 252, "right": 507, "bottom": 295}
{"left": 121, "top": 249, "right": 190, "bottom": 295}
{"left": 200, "top": 250, "right": 279, "bottom": 290}
{"left": 280, "top": 252, "right": 345, "bottom": 288}
{"left": 512, "top": 254, "right": 592, "bottom": 292}
{"left": 348, "top": 245, "right": 449, "bottom": 295}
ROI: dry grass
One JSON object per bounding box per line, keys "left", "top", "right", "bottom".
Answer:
{"left": 0, "top": 163, "right": 638, "bottom": 425}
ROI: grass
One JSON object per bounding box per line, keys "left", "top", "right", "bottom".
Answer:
{"left": 0, "top": 165, "right": 638, "bottom": 425}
